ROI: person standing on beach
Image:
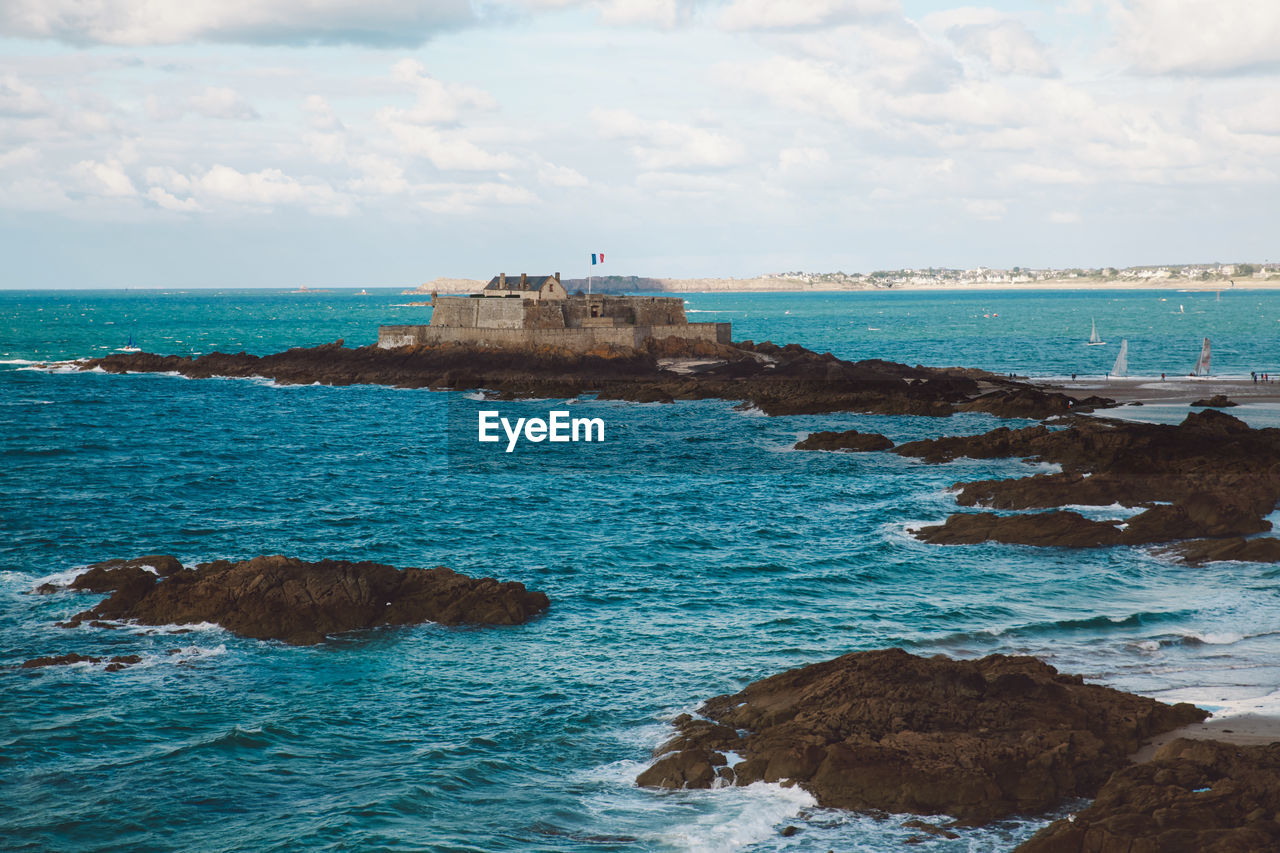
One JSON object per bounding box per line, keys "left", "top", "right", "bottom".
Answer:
{"left": 1253, "top": 371, "right": 1258, "bottom": 384}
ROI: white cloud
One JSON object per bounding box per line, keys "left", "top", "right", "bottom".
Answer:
{"left": 347, "top": 154, "right": 408, "bottom": 194}
{"left": 965, "top": 198, "right": 1005, "bottom": 219}
{"left": 1007, "top": 163, "right": 1088, "bottom": 184}
{"left": 778, "top": 146, "right": 830, "bottom": 170}
{"left": 0, "top": 74, "right": 50, "bottom": 115}
{"left": 189, "top": 86, "right": 259, "bottom": 120}
{"left": 146, "top": 163, "right": 343, "bottom": 212}
{"left": 598, "top": 0, "right": 679, "bottom": 28}
{"left": 146, "top": 186, "right": 202, "bottom": 212}
{"left": 0, "top": 145, "right": 39, "bottom": 169}
{"left": 382, "top": 59, "right": 496, "bottom": 124}
{"left": 0, "top": 0, "right": 475, "bottom": 47}
{"left": 145, "top": 86, "right": 259, "bottom": 121}
{"left": 635, "top": 170, "right": 738, "bottom": 196}
{"left": 416, "top": 181, "right": 537, "bottom": 213}
{"left": 593, "top": 108, "right": 745, "bottom": 170}
{"left": 536, "top": 161, "right": 589, "bottom": 187}
{"left": 384, "top": 123, "right": 519, "bottom": 170}
{"left": 72, "top": 159, "right": 137, "bottom": 196}
{"left": 1049, "top": 210, "right": 1081, "bottom": 223}
{"left": 1107, "top": 0, "right": 1280, "bottom": 75}
{"left": 721, "top": 57, "right": 876, "bottom": 127}
{"left": 941, "top": 18, "right": 1056, "bottom": 76}
{"left": 303, "top": 95, "right": 343, "bottom": 131}
{"left": 717, "top": 0, "right": 897, "bottom": 31}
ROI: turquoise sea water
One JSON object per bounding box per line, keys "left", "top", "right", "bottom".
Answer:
{"left": 4, "top": 289, "right": 1280, "bottom": 852}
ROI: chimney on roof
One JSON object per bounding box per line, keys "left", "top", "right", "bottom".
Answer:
{"left": 499, "top": 272, "right": 506, "bottom": 288}
{"left": 521, "top": 272, "right": 528, "bottom": 289}
{"left": 554, "top": 271, "right": 560, "bottom": 282}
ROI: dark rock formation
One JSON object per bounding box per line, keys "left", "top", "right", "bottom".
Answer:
{"left": 955, "top": 388, "right": 1099, "bottom": 419}
{"left": 65, "top": 555, "right": 550, "bottom": 644}
{"left": 901, "top": 411, "right": 1280, "bottom": 548}
{"left": 76, "top": 340, "right": 1109, "bottom": 419}
{"left": 912, "top": 511, "right": 1124, "bottom": 548}
{"left": 636, "top": 648, "right": 1205, "bottom": 825}
{"left": 794, "top": 429, "right": 894, "bottom": 452}
{"left": 21, "top": 653, "right": 140, "bottom": 670}
{"left": 1162, "top": 537, "right": 1280, "bottom": 566}
{"left": 1016, "top": 738, "right": 1280, "bottom": 852}
{"left": 1191, "top": 394, "right": 1238, "bottom": 408}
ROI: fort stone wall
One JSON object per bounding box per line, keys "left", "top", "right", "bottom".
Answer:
{"left": 376, "top": 323, "right": 730, "bottom": 350}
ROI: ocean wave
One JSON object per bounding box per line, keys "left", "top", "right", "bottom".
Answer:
{"left": 918, "top": 609, "right": 1200, "bottom": 649}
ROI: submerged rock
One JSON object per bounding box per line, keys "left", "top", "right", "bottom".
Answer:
{"left": 1162, "top": 537, "right": 1280, "bottom": 566}
{"left": 65, "top": 555, "right": 550, "bottom": 645}
{"left": 1016, "top": 738, "right": 1280, "bottom": 852}
{"left": 21, "top": 653, "right": 141, "bottom": 670}
{"left": 794, "top": 429, "right": 894, "bottom": 452}
{"left": 636, "top": 648, "right": 1205, "bottom": 825}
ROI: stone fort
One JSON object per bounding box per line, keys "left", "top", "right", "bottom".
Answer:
{"left": 378, "top": 272, "right": 731, "bottom": 350}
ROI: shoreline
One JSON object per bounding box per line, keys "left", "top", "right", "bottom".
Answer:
{"left": 1133, "top": 713, "right": 1280, "bottom": 762}
{"left": 1040, "top": 376, "right": 1280, "bottom": 406}
{"left": 402, "top": 277, "right": 1280, "bottom": 295}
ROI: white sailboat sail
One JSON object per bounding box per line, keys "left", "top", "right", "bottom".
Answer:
{"left": 1190, "top": 337, "right": 1211, "bottom": 376}
{"left": 1111, "top": 339, "right": 1128, "bottom": 377}
{"left": 1087, "top": 318, "right": 1104, "bottom": 345}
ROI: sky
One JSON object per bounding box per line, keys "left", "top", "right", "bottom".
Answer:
{"left": 0, "top": 0, "right": 1278, "bottom": 287}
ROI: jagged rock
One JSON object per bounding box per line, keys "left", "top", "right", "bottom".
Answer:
{"left": 913, "top": 511, "right": 1124, "bottom": 548}
{"left": 1015, "top": 739, "right": 1280, "bottom": 852}
{"left": 901, "top": 819, "right": 959, "bottom": 840}
{"left": 1191, "top": 394, "right": 1238, "bottom": 408}
{"left": 794, "top": 429, "right": 894, "bottom": 452}
{"left": 1162, "top": 537, "right": 1280, "bottom": 566}
{"left": 65, "top": 555, "right": 550, "bottom": 644}
{"left": 636, "top": 648, "right": 1205, "bottom": 825}
{"left": 901, "top": 411, "right": 1280, "bottom": 549}
{"left": 1120, "top": 493, "right": 1272, "bottom": 544}
{"left": 956, "top": 387, "right": 1107, "bottom": 419}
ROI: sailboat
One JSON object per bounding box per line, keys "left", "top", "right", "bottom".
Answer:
{"left": 1111, "top": 339, "right": 1128, "bottom": 378}
{"left": 1086, "top": 318, "right": 1105, "bottom": 345}
{"left": 1189, "top": 337, "right": 1211, "bottom": 377}
{"left": 117, "top": 335, "right": 141, "bottom": 353}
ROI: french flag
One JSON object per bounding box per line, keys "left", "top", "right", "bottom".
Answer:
{"left": 591, "top": 253, "right": 605, "bottom": 265}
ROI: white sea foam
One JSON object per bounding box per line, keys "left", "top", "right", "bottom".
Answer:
{"left": 30, "top": 566, "right": 91, "bottom": 589}
{"left": 1182, "top": 630, "right": 1246, "bottom": 645}
{"left": 653, "top": 782, "right": 817, "bottom": 852}
{"left": 124, "top": 620, "right": 226, "bottom": 637}
{"left": 0, "top": 358, "right": 41, "bottom": 365}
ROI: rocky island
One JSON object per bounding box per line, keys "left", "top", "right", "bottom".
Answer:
{"left": 636, "top": 648, "right": 1206, "bottom": 824}
{"left": 41, "top": 554, "right": 549, "bottom": 645}
{"left": 79, "top": 337, "right": 1108, "bottom": 420}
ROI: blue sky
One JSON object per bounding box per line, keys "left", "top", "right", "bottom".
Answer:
{"left": 1, "top": 0, "right": 1277, "bottom": 287}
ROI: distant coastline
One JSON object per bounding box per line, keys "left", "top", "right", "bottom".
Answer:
{"left": 405, "top": 263, "right": 1279, "bottom": 295}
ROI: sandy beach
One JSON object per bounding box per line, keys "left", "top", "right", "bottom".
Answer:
{"left": 1043, "top": 376, "right": 1280, "bottom": 406}
{"left": 1133, "top": 713, "right": 1280, "bottom": 762}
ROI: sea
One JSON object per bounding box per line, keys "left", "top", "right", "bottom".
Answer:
{"left": 4, "top": 288, "right": 1280, "bottom": 852}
